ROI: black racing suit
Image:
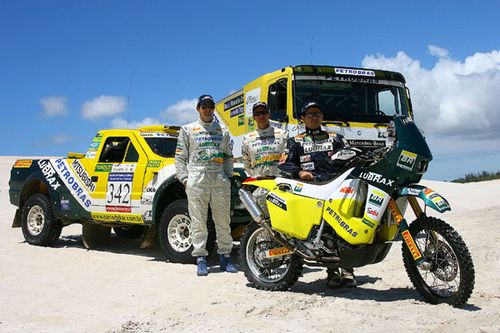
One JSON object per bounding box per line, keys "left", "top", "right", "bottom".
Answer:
{"left": 278, "top": 127, "right": 345, "bottom": 182}
{"left": 278, "top": 126, "right": 356, "bottom": 287}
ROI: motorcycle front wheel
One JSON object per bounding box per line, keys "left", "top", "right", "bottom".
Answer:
{"left": 240, "top": 222, "right": 303, "bottom": 291}
{"left": 402, "top": 216, "right": 475, "bottom": 307}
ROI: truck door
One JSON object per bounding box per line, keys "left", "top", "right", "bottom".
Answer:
{"left": 91, "top": 135, "right": 147, "bottom": 221}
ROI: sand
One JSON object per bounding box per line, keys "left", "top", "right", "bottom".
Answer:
{"left": 1, "top": 156, "right": 499, "bottom": 333}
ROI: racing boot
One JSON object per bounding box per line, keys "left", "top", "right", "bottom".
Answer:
{"left": 326, "top": 268, "right": 342, "bottom": 289}
{"left": 340, "top": 268, "right": 357, "bottom": 288}
{"left": 196, "top": 256, "right": 208, "bottom": 276}
{"left": 219, "top": 254, "right": 237, "bottom": 273}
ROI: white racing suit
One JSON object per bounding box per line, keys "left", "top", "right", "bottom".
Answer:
{"left": 241, "top": 124, "right": 288, "bottom": 216}
{"left": 175, "top": 119, "right": 234, "bottom": 257}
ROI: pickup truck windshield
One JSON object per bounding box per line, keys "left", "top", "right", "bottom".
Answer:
{"left": 145, "top": 137, "right": 177, "bottom": 158}
{"left": 293, "top": 79, "right": 409, "bottom": 123}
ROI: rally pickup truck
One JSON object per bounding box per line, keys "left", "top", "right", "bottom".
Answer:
{"left": 9, "top": 125, "right": 251, "bottom": 263}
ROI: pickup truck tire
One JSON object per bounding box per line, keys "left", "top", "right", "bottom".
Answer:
{"left": 158, "top": 199, "right": 216, "bottom": 263}
{"left": 21, "top": 194, "right": 62, "bottom": 246}
{"left": 113, "top": 225, "right": 145, "bottom": 239}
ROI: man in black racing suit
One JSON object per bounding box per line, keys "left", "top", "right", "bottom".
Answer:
{"left": 278, "top": 100, "right": 357, "bottom": 288}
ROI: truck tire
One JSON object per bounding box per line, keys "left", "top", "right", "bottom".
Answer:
{"left": 113, "top": 225, "right": 145, "bottom": 239}
{"left": 21, "top": 194, "right": 62, "bottom": 246}
{"left": 158, "top": 199, "right": 215, "bottom": 263}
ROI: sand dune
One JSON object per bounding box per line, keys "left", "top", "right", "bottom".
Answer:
{"left": 1, "top": 156, "right": 499, "bottom": 333}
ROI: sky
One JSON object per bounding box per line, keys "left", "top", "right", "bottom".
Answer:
{"left": 1, "top": 0, "right": 499, "bottom": 181}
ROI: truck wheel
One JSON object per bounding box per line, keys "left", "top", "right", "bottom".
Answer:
{"left": 21, "top": 194, "right": 62, "bottom": 246}
{"left": 113, "top": 225, "right": 145, "bottom": 239}
{"left": 158, "top": 199, "right": 215, "bottom": 263}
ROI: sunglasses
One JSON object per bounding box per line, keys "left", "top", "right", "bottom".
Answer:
{"left": 253, "top": 111, "right": 269, "bottom": 117}
{"left": 200, "top": 104, "right": 215, "bottom": 110}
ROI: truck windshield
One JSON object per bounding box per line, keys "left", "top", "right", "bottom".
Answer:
{"left": 145, "top": 138, "right": 177, "bottom": 158}
{"left": 293, "top": 79, "right": 409, "bottom": 122}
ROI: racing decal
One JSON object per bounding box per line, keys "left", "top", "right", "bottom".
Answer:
{"left": 60, "top": 199, "right": 70, "bottom": 211}
{"left": 230, "top": 105, "right": 244, "bottom": 118}
{"left": 368, "top": 191, "right": 385, "bottom": 206}
{"left": 402, "top": 230, "right": 422, "bottom": 260}
{"left": 347, "top": 139, "right": 385, "bottom": 148}
{"left": 325, "top": 207, "right": 358, "bottom": 237}
{"left": 71, "top": 159, "right": 96, "bottom": 192}
{"left": 52, "top": 159, "right": 92, "bottom": 207}
{"left": 224, "top": 94, "right": 244, "bottom": 111}
{"left": 361, "top": 218, "right": 375, "bottom": 228}
{"left": 359, "top": 172, "right": 394, "bottom": 187}
{"left": 267, "top": 193, "right": 287, "bottom": 211}
{"left": 85, "top": 133, "right": 102, "bottom": 159}
{"left": 112, "top": 164, "right": 136, "bottom": 173}
{"left": 397, "top": 150, "right": 417, "bottom": 171}
{"left": 95, "top": 163, "right": 113, "bottom": 172}
{"left": 429, "top": 193, "right": 450, "bottom": 210}
{"left": 387, "top": 199, "right": 403, "bottom": 224}
{"left": 91, "top": 212, "right": 143, "bottom": 223}
{"left": 367, "top": 207, "right": 379, "bottom": 218}
{"left": 14, "top": 159, "right": 33, "bottom": 168}
{"left": 140, "top": 132, "right": 176, "bottom": 138}
{"left": 142, "top": 210, "right": 153, "bottom": 222}
{"left": 106, "top": 172, "right": 133, "bottom": 213}
{"left": 38, "top": 160, "right": 62, "bottom": 190}
{"left": 294, "top": 183, "right": 303, "bottom": 193}
{"left": 238, "top": 115, "right": 245, "bottom": 126}
{"left": 401, "top": 117, "right": 414, "bottom": 125}
{"left": 245, "top": 87, "right": 261, "bottom": 118}
{"left": 334, "top": 68, "right": 375, "bottom": 77}
{"left": 340, "top": 186, "right": 354, "bottom": 194}
{"left": 402, "top": 187, "right": 421, "bottom": 196}
{"left": 147, "top": 160, "right": 161, "bottom": 168}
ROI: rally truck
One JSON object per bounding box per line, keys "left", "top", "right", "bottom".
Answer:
{"left": 215, "top": 65, "right": 414, "bottom": 154}
{"left": 9, "top": 125, "right": 251, "bottom": 263}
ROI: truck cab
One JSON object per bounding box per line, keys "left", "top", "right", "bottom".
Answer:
{"left": 215, "top": 65, "right": 413, "bottom": 153}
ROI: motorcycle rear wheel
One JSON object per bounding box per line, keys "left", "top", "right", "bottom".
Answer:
{"left": 240, "top": 222, "right": 303, "bottom": 291}
{"left": 402, "top": 216, "right": 475, "bottom": 307}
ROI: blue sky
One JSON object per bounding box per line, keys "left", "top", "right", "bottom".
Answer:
{"left": 1, "top": 0, "right": 499, "bottom": 181}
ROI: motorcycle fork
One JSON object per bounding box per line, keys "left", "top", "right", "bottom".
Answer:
{"left": 387, "top": 198, "right": 425, "bottom": 265}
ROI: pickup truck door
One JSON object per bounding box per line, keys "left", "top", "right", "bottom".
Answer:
{"left": 90, "top": 135, "right": 147, "bottom": 222}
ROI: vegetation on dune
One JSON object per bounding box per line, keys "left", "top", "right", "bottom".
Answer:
{"left": 452, "top": 170, "right": 500, "bottom": 183}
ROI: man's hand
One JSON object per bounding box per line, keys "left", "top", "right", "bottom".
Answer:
{"left": 298, "top": 171, "right": 314, "bottom": 181}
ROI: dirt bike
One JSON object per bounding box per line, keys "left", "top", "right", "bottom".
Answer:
{"left": 238, "top": 116, "right": 475, "bottom": 307}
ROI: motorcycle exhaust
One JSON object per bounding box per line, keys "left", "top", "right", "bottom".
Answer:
{"left": 238, "top": 189, "right": 265, "bottom": 224}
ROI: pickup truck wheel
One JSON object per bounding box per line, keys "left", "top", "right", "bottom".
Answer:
{"left": 21, "top": 194, "right": 62, "bottom": 246}
{"left": 158, "top": 199, "right": 215, "bottom": 263}
{"left": 113, "top": 225, "right": 145, "bottom": 239}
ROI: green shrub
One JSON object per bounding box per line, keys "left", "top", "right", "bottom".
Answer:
{"left": 452, "top": 170, "right": 500, "bottom": 183}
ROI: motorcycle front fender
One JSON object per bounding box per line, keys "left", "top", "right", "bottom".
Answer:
{"left": 397, "top": 185, "right": 451, "bottom": 213}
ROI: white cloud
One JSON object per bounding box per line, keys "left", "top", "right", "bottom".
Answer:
{"left": 428, "top": 45, "right": 449, "bottom": 58}
{"left": 362, "top": 48, "right": 500, "bottom": 145}
{"left": 32, "top": 133, "right": 74, "bottom": 148}
{"left": 110, "top": 117, "right": 162, "bottom": 129}
{"left": 39, "top": 96, "right": 68, "bottom": 117}
{"left": 81, "top": 96, "right": 126, "bottom": 119}
{"left": 160, "top": 98, "right": 198, "bottom": 125}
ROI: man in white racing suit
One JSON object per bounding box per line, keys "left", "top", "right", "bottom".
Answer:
{"left": 242, "top": 102, "right": 288, "bottom": 215}
{"left": 175, "top": 94, "right": 237, "bottom": 276}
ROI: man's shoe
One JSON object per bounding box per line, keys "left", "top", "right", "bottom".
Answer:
{"left": 326, "top": 269, "right": 342, "bottom": 289}
{"left": 197, "top": 256, "right": 208, "bottom": 276}
{"left": 220, "top": 254, "right": 237, "bottom": 273}
{"left": 341, "top": 268, "right": 357, "bottom": 288}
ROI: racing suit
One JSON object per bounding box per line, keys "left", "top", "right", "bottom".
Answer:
{"left": 278, "top": 127, "right": 356, "bottom": 287}
{"left": 175, "top": 118, "right": 234, "bottom": 257}
{"left": 242, "top": 123, "right": 288, "bottom": 216}
{"left": 278, "top": 127, "right": 345, "bottom": 182}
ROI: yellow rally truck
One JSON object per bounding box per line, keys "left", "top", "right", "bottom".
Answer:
{"left": 215, "top": 65, "right": 413, "bottom": 154}
{"left": 9, "top": 126, "right": 250, "bottom": 263}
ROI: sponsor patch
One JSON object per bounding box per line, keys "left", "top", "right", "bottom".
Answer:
{"left": 299, "top": 155, "right": 311, "bottom": 163}
{"left": 95, "top": 163, "right": 113, "bottom": 173}
{"left": 60, "top": 199, "right": 70, "bottom": 211}
{"left": 294, "top": 183, "right": 303, "bottom": 193}
{"left": 361, "top": 218, "right": 375, "bottom": 228}
{"left": 397, "top": 150, "right": 417, "bottom": 171}
{"left": 301, "top": 162, "right": 315, "bottom": 171}
{"left": 368, "top": 192, "right": 384, "bottom": 206}
{"left": 71, "top": 159, "right": 96, "bottom": 192}
{"left": 347, "top": 139, "right": 385, "bottom": 148}
{"left": 230, "top": 105, "right": 244, "bottom": 118}
{"left": 14, "top": 159, "right": 33, "bottom": 168}
{"left": 224, "top": 94, "right": 244, "bottom": 111}
{"left": 238, "top": 115, "right": 245, "bottom": 126}
{"left": 52, "top": 159, "right": 91, "bottom": 208}
{"left": 340, "top": 186, "right": 354, "bottom": 194}
{"left": 38, "top": 160, "right": 62, "bottom": 191}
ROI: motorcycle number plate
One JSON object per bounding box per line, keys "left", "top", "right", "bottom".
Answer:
{"left": 266, "top": 247, "right": 291, "bottom": 258}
